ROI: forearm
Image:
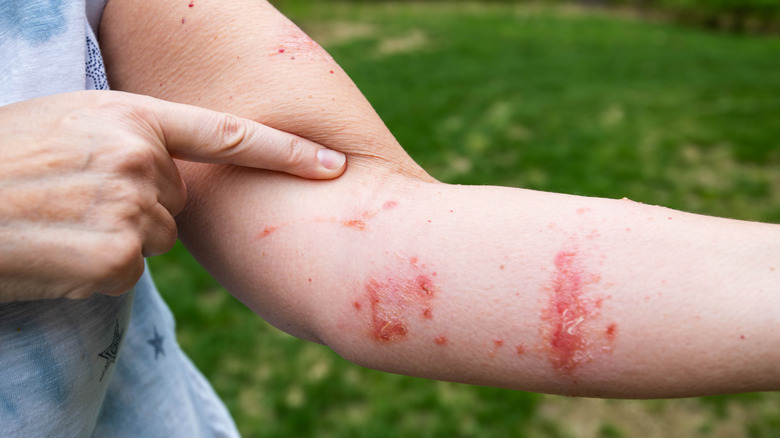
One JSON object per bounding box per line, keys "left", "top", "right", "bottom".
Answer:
{"left": 101, "top": 0, "right": 428, "bottom": 180}
{"left": 177, "top": 165, "right": 780, "bottom": 397}
{"left": 101, "top": 0, "right": 780, "bottom": 397}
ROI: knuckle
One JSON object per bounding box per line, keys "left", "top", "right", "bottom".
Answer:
{"left": 146, "top": 215, "right": 178, "bottom": 257}
{"left": 114, "top": 140, "right": 157, "bottom": 174}
{"left": 215, "top": 113, "right": 247, "bottom": 155}
{"left": 282, "top": 135, "right": 308, "bottom": 165}
{"left": 161, "top": 216, "right": 179, "bottom": 250}
{"left": 107, "top": 181, "right": 149, "bottom": 221}
{"left": 80, "top": 91, "right": 141, "bottom": 124}
{"left": 82, "top": 232, "right": 143, "bottom": 296}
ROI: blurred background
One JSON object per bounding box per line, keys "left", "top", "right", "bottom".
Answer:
{"left": 148, "top": 0, "right": 780, "bottom": 436}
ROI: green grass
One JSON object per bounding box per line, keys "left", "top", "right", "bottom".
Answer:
{"left": 149, "top": 2, "right": 780, "bottom": 436}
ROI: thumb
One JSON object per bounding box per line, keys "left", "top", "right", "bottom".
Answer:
{"left": 140, "top": 95, "right": 346, "bottom": 179}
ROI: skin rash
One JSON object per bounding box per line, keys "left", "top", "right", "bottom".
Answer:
{"left": 353, "top": 257, "right": 439, "bottom": 343}
{"left": 541, "top": 246, "right": 616, "bottom": 374}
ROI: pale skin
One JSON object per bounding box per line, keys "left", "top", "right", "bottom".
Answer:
{"left": 0, "top": 91, "right": 346, "bottom": 301}
{"left": 100, "top": 0, "right": 780, "bottom": 398}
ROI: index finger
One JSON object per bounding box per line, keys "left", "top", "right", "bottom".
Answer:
{"left": 135, "top": 94, "right": 346, "bottom": 179}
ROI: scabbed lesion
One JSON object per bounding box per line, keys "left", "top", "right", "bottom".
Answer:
{"left": 541, "top": 246, "right": 616, "bottom": 374}
{"left": 352, "top": 257, "right": 439, "bottom": 343}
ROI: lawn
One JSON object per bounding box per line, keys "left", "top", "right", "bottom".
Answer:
{"left": 148, "top": 1, "right": 780, "bottom": 437}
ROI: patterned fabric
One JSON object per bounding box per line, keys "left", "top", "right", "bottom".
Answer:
{"left": 0, "top": 1, "right": 240, "bottom": 436}
{"left": 85, "top": 30, "right": 107, "bottom": 91}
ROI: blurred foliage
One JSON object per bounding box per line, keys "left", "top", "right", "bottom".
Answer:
{"left": 154, "top": 1, "right": 780, "bottom": 437}
{"left": 274, "top": 0, "right": 780, "bottom": 33}
{"left": 625, "top": 0, "right": 780, "bottom": 33}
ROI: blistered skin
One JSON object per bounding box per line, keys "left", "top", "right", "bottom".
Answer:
{"left": 353, "top": 258, "right": 439, "bottom": 343}
{"left": 542, "top": 247, "right": 612, "bottom": 374}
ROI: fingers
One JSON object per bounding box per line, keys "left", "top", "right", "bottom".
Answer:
{"left": 0, "top": 226, "right": 145, "bottom": 300}
{"left": 140, "top": 202, "right": 179, "bottom": 257}
{"left": 142, "top": 96, "right": 347, "bottom": 179}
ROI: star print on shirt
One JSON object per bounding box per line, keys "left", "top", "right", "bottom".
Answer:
{"left": 98, "top": 319, "right": 123, "bottom": 382}
{"left": 147, "top": 326, "right": 165, "bottom": 360}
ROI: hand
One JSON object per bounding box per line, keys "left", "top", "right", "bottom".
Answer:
{"left": 0, "top": 90, "right": 346, "bottom": 302}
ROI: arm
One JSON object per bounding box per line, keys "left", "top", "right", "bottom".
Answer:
{"left": 0, "top": 90, "right": 344, "bottom": 301}
{"left": 101, "top": 0, "right": 780, "bottom": 398}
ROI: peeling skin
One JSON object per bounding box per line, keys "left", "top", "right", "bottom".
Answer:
{"left": 355, "top": 257, "right": 439, "bottom": 343}
{"left": 542, "top": 248, "right": 606, "bottom": 373}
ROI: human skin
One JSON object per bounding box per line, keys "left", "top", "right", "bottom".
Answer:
{"left": 0, "top": 90, "right": 344, "bottom": 301}
{"left": 101, "top": 0, "right": 780, "bottom": 398}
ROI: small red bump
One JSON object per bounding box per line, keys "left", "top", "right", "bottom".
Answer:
{"left": 417, "top": 275, "right": 434, "bottom": 295}
{"left": 353, "top": 301, "right": 362, "bottom": 311}
{"left": 422, "top": 307, "right": 433, "bottom": 319}
{"left": 515, "top": 344, "right": 526, "bottom": 355}
{"left": 494, "top": 338, "right": 504, "bottom": 348}
{"left": 330, "top": 70, "right": 335, "bottom": 74}
{"left": 606, "top": 323, "right": 617, "bottom": 339}
{"left": 278, "top": 48, "right": 285, "bottom": 53}
{"left": 188, "top": 1, "right": 194, "bottom": 7}
{"left": 434, "top": 335, "right": 447, "bottom": 345}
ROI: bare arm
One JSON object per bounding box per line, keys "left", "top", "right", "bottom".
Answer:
{"left": 101, "top": 0, "right": 780, "bottom": 398}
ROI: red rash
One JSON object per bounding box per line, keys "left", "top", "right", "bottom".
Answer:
{"left": 355, "top": 258, "right": 439, "bottom": 343}
{"left": 543, "top": 249, "right": 605, "bottom": 373}
{"left": 271, "top": 25, "right": 334, "bottom": 64}
{"left": 342, "top": 219, "right": 367, "bottom": 230}
{"left": 434, "top": 335, "right": 448, "bottom": 345}
{"left": 257, "top": 225, "right": 278, "bottom": 239}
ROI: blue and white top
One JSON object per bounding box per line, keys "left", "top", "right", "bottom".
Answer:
{"left": 0, "top": 1, "right": 239, "bottom": 436}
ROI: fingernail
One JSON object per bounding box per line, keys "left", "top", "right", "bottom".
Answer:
{"left": 317, "top": 149, "right": 346, "bottom": 170}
